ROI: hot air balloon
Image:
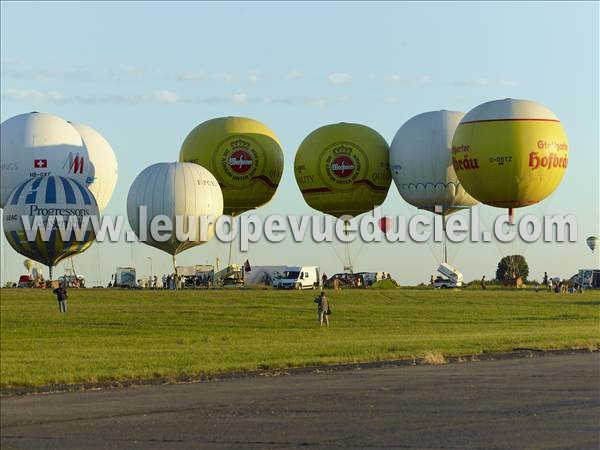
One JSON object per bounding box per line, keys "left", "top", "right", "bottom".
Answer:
{"left": 390, "top": 111, "right": 479, "bottom": 214}
{"left": 127, "top": 162, "right": 224, "bottom": 268}
{"left": 68, "top": 122, "right": 118, "bottom": 212}
{"left": 0, "top": 112, "right": 93, "bottom": 208}
{"left": 390, "top": 110, "right": 479, "bottom": 262}
{"left": 452, "top": 99, "right": 569, "bottom": 223}
{"left": 587, "top": 236, "right": 599, "bottom": 254}
{"left": 378, "top": 216, "right": 392, "bottom": 233}
{"left": 23, "top": 259, "right": 34, "bottom": 272}
{"left": 295, "top": 123, "right": 391, "bottom": 218}
{"left": 3, "top": 176, "right": 99, "bottom": 279}
{"left": 295, "top": 123, "right": 391, "bottom": 271}
{"left": 179, "top": 117, "right": 284, "bottom": 217}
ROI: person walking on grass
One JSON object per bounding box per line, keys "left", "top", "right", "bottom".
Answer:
{"left": 481, "top": 275, "right": 486, "bottom": 290}
{"left": 314, "top": 291, "right": 330, "bottom": 327}
{"left": 53, "top": 282, "right": 68, "bottom": 313}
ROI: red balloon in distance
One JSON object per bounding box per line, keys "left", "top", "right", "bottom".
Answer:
{"left": 378, "top": 216, "right": 392, "bottom": 233}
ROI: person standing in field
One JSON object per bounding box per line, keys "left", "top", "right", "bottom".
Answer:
{"left": 543, "top": 272, "right": 549, "bottom": 291}
{"left": 430, "top": 275, "right": 435, "bottom": 288}
{"left": 481, "top": 275, "right": 486, "bottom": 290}
{"left": 322, "top": 273, "right": 328, "bottom": 288}
{"left": 314, "top": 291, "right": 330, "bottom": 327}
{"left": 53, "top": 283, "right": 68, "bottom": 314}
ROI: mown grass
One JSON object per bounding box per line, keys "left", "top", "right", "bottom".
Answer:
{"left": 1, "top": 288, "right": 598, "bottom": 388}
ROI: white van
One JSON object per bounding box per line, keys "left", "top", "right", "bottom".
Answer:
{"left": 275, "top": 266, "right": 320, "bottom": 290}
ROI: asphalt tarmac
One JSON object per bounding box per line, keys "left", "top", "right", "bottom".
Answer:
{"left": 1, "top": 352, "right": 599, "bottom": 450}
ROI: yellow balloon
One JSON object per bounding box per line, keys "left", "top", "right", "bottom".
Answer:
{"left": 452, "top": 99, "right": 568, "bottom": 214}
{"left": 295, "top": 123, "right": 391, "bottom": 218}
{"left": 179, "top": 117, "right": 284, "bottom": 216}
{"left": 24, "top": 259, "right": 34, "bottom": 271}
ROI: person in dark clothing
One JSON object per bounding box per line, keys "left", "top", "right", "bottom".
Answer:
{"left": 53, "top": 283, "right": 68, "bottom": 313}
{"left": 314, "top": 291, "right": 330, "bottom": 327}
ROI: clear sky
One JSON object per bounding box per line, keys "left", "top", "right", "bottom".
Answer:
{"left": 1, "top": 1, "right": 598, "bottom": 286}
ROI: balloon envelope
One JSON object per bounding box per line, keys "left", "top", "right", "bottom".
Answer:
{"left": 390, "top": 110, "right": 478, "bottom": 215}
{"left": 586, "top": 236, "right": 599, "bottom": 253}
{"left": 1, "top": 112, "right": 93, "bottom": 208}
{"left": 127, "top": 162, "right": 224, "bottom": 256}
{"left": 452, "top": 99, "right": 568, "bottom": 210}
{"left": 69, "top": 122, "right": 118, "bottom": 212}
{"left": 295, "top": 123, "right": 391, "bottom": 218}
{"left": 3, "top": 176, "right": 98, "bottom": 272}
{"left": 179, "top": 117, "right": 284, "bottom": 216}
{"left": 378, "top": 216, "right": 392, "bottom": 233}
{"left": 23, "top": 259, "right": 34, "bottom": 271}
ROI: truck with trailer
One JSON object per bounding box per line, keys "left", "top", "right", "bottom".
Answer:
{"left": 433, "top": 262, "right": 464, "bottom": 289}
{"left": 114, "top": 267, "right": 137, "bottom": 288}
{"left": 243, "top": 265, "right": 288, "bottom": 287}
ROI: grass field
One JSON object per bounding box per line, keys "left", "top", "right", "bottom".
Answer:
{"left": 1, "top": 288, "right": 598, "bottom": 388}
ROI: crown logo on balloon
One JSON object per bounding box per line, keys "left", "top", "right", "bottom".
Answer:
{"left": 230, "top": 138, "right": 251, "bottom": 150}
{"left": 332, "top": 144, "right": 353, "bottom": 155}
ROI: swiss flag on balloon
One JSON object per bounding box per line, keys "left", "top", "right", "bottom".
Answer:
{"left": 33, "top": 159, "right": 47, "bottom": 168}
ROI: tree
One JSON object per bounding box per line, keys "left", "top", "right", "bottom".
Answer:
{"left": 496, "top": 255, "right": 529, "bottom": 282}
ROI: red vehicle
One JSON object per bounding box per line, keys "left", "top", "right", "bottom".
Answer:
{"left": 17, "top": 275, "right": 33, "bottom": 288}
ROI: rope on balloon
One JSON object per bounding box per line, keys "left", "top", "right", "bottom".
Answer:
{"left": 477, "top": 204, "right": 507, "bottom": 259}
{"left": 399, "top": 200, "right": 441, "bottom": 265}
{"left": 130, "top": 238, "right": 135, "bottom": 268}
{"left": 327, "top": 239, "right": 347, "bottom": 268}
{"left": 478, "top": 205, "right": 528, "bottom": 282}
{"left": 344, "top": 216, "right": 368, "bottom": 273}
{"left": 323, "top": 215, "right": 351, "bottom": 270}
{"left": 516, "top": 193, "right": 555, "bottom": 260}
{"left": 96, "top": 243, "right": 102, "bottom": 287}
{"left": 444, "top": 208, "right": 473, "bottom": 266}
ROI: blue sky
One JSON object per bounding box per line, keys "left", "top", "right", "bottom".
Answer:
{"left": 1, "top": 2, "right": 598, "bottom": 285}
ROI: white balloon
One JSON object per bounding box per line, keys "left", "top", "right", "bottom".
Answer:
{"left": 127, "top": 162, "right": 224, "bottom": 257}
{"left": 390, "top": 110, "right": 479, "bottom": 214}
{"left": 69, "top": 122, "right": 118, "bottom": 212}
{"left": 0, "top": 112, "right": 93, "bottom": 208}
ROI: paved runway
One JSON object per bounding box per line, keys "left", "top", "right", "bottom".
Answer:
{"left": 2, "top": 352, "right": 599, "bottom": 449}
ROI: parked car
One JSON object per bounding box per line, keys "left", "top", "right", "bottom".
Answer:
{"left": 324, "top": 272, "right": 365, "bottom": 289}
